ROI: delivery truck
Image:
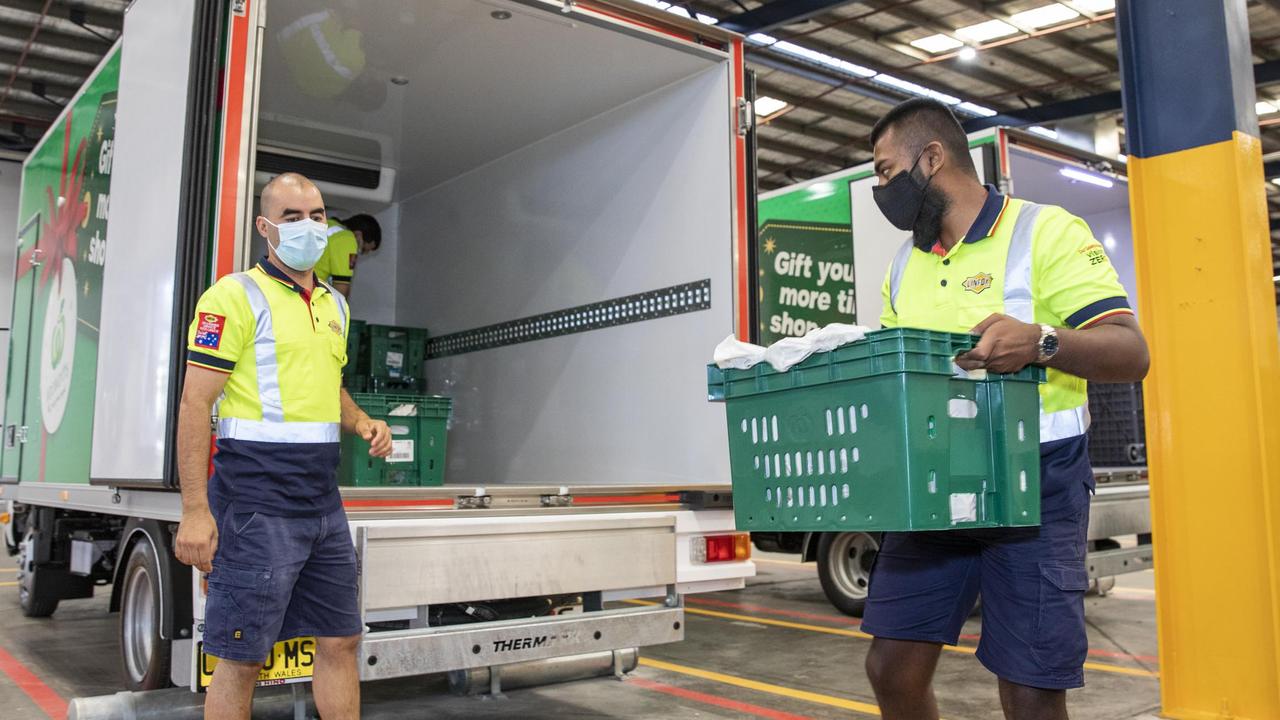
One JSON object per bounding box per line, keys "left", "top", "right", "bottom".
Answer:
{"left": 0, "top": 0, "right": 758, "bottom": 697}
{"left": 749, "top": 127, "right": 1153, "bottom": 615}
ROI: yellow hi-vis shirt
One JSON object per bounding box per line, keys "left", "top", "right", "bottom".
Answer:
{"left": 186, "top": 258, "right": 351, "bottom": 515}
{"left": 314, "top": 218, "right": 359, "bottom": 285}
{"left": 880, "top": 186, "right": 1133, "bottom": 443}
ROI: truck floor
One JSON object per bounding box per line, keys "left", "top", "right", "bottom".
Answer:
{"left": 0, "top": 555, "right": 1161, "bottom": 719}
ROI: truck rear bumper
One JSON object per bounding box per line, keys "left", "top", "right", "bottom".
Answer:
{"left": 358, "top": 603, "right": 682, "bottom": 680}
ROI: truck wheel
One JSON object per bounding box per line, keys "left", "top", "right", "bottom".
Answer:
{"left": 816, "top": 532, "right": 879, "bottom": 617}
{"left": 17, "top": 528, "right": 58, "bottom": 618}
{"left": 119, "top": 539, "right": 171, "bottom": 690}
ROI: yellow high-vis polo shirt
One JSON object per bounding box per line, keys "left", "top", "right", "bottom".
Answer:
{"left": 186, "top": 257, "right": 351, "bottom": 515}
{"left": 314, "top": 218, "right": 359, "bottom": 285}
{"left": 880, "top": 186, "right": 1134, "bottom": 443}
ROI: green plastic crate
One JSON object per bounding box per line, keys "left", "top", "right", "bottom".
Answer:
{"left": 345, "top": 320, "right": 369, "bottom": 374}
{"left": 364, "top": 325, "right": 428, "bottom": 381}
{"left": 707, "top": 328, "right": 1044, "bottom": 533}
{"left": 340, "top": 393, "right": 451, "bottom": 487}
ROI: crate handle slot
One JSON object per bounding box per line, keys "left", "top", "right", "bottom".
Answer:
{"left": 948, "top": 398, "right": 979, "bottom": 419}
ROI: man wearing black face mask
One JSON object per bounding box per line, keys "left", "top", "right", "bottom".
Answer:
{"left": 859, "top": 99, "right": 1150, "bottom": 720}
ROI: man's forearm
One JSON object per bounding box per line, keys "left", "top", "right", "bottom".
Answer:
{"left": 1048, "top": 322, "right": 1150, "bottom": 383}
{"left": 176, "top": 398, "right": 213, "bottom": 515}
{"left": 340, "top": 388, "right": 369, "bottom": 434}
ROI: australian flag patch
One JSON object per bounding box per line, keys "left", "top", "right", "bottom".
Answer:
{"left": 195, "top": 313, "right": 226, "bottom": 350}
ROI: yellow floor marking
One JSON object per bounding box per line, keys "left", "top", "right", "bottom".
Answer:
{"left": 0, "top": 580, "right": 17, "bottom": 587}
{"left": 629, "top": 600, "right": 1159, "bottom": 679}
{"left": 0, "top": 567, "right": 17, "bottom": 573}
{"left": 639, "top": 656, "right": 883, "bottom": 716}
{"left": 1112, "top": 586, "right": 1156, "bottom": 596}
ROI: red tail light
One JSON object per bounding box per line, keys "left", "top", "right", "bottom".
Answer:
{"left": 693, "top": 533, "right": 751, "bottom": 563}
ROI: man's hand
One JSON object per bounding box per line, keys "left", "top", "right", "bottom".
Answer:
{"left": 175, "top": 509, "right": 218, "bottom": 573}
{"left": 955, "top": 313, "right": 1041, "bottom": 374}
{"left": 357, "top": 418, "right": 393, "bottom": 458}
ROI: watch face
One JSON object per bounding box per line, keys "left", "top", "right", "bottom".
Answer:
{"left": 1043, "top": 333, "right": 1060, "bottom": 356}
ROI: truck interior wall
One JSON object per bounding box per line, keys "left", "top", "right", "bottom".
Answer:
{"left": 396, "top": 65, "right": 735, "bottom": 487}
{"left": 0, "top": 159, "right": 19, "bottom": 410}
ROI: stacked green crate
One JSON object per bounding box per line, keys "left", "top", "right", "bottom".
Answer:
{"left": 708, "top": 328, "right": 1044, "bottom": 533}
{"left": 340, "top": 394, "right": 451, "bottom": 487}
{"left": 342, "top": 321, "right": 429, "bottom": 393}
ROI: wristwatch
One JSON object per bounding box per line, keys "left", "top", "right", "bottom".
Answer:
{"left": 1036, "top": 323, "right": 1060, "bottom": 364}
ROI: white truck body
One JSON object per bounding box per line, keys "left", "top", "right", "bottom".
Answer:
{"left": 2, "top": 0, "right": 756, "bottom": 693}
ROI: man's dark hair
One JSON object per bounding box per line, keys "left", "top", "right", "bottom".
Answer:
{"left": 870, "top": 99, "right": 977, "bottom": 179}
{"left": 341, "top": 214, "right": 381, "bottom": 250}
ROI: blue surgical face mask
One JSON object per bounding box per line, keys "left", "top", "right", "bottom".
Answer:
{"left": 264, "top": 218, "right": 328, "bottom": 271}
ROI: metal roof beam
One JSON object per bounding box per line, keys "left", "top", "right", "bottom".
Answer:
{"left": 0, "top": 22, "right": 106, "bottom": 62}
{"left": 963, "top": 59, "right": 1280, "bottom": 132}
{"left": 0, "top": 48, "right": 92, "bottom": 79}
{"left": 763, "top": 115, "right": 868, "bottom": 149}
{"left": 719, "top": 0, "right": 861, "bottom": 34}
{"left": 861, "top": 0, "right": 1107, "bottom": 93}
{"left": 755, "top": 80, "right": 880, "bottom": 127}
{"left": 1, "top": 0, "right": 124, "bottom": 32}
{"left": 758, "top": 135, "right": 856, "bottom": 168}
{"left": 947, "top": 0, "right": 1118, "bottom": 72}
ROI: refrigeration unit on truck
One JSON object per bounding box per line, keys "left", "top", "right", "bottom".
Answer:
{"left": 750, "top": 127, "right": 1153, "bottom": 616}
{"left": 0, "top": 0, "right": 758, "bottom": 694}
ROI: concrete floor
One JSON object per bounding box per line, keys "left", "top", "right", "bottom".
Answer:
{"left": 0, "top": 553, "right": 1161, "bottom": 719}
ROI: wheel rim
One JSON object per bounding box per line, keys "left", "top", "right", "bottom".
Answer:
{"left": 122, "top": 563, "right": 156, "bottom": 683}
{"left": 17, "top": 530, "right": 35, "bottom": 609}
{"left": 829, "top": 533, "right": 878, "bottom": 601}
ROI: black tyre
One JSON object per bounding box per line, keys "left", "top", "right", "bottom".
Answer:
{"left": 17, "top": 528, "right": 58, "bottom": 618}
{"left": 816, "top": 532, "right": 879, "bottom": 617}
{"left": 119, "top": 539, "right": 172, "bottom": 690}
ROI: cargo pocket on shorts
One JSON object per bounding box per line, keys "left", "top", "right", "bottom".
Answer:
{"left": 206, "top": 562, "right": 271, "bottom": 650}
{"left": 1031, "top": 561, "right": 1089, "bottom": 675}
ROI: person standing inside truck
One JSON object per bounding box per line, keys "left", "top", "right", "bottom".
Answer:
{"left": 174, "top": 172, "right": 392, "bottom": 720}
{"left": 860, "top": 99, "right": 1149, "bottom": 720}
{"left": 314, "top": 213, "right": 381, "bottom": 298}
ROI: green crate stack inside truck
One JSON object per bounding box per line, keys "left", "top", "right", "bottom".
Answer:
{"left": 341, "top": 322, "right": 450, "bottom": 487}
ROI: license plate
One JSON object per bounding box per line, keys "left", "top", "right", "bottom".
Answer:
{"left": 197, "top": 636, "right": 316, "bottom": 688}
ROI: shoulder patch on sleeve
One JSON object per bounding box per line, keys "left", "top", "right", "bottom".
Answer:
{"left": 194, "top": 313, "right": 226, "bottom": 349}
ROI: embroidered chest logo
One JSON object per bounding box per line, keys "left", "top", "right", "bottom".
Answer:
{"left": 962, "top": 272, "right": 993, "bottom": 295}
{"left": 194, "top": 313, "right": 226, "bottom": 349}
{"left": 329, "top": 320, "right": 343, "bottom": 334}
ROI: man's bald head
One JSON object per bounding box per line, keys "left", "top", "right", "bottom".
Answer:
{"left": 259, "top": 172, "right": 325, "bottom": 221}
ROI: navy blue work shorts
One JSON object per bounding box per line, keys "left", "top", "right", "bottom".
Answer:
{"left": 861, "top": 435, "right": 1094, "bottom": 690}
{"left": 202, "top": 503, "right": 362, "bottom": 663}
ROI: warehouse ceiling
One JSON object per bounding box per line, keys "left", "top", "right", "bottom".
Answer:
{"left": 0, "top": 0, "right": 1277, "bottom": 297}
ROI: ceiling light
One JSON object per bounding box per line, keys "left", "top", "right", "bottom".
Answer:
{"left": 956, "top": 19, "right": 1019, "bottom": 42}
{"left": 771, "top": 40, "right": 877, "bottom": 78}
{"left": 957, "top": 47, "right": 978, "bottom": 61}
{"left": 1070, "top": 0, "right": 1115, "bottom": 11}
{"left": 872, "top": 74, "right": 960, "bottom": 104}
{"left": 1271, "top": 178, "right": 1280, "bottom": 187}
{"left": 754, "top": 96, "right": 789, "bottom": 119}
{"left": 1060, "top": 166, "right": 1114, "bottom": 188}
{"left": 1010, "top": 4, "right": 1080, "bottom": 29}
{"left": 955, "top": 102, "right": 998, "bottom": 117}
{"left": 1257, "top": 101, "right": 1278, "bottom": 115}
{"left": 490, "top": 10, "right": 511, "bottom": 20}
{"left": 910, "top": 34, "right": 964, "bottom": 53}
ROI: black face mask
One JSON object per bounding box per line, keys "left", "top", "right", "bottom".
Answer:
{"left": 872, "top": 149, "right": 933, "bottom": 231}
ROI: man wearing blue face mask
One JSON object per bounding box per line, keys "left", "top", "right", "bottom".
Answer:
{"left": 174, "top": 172, "right": 392, "bottom": 720}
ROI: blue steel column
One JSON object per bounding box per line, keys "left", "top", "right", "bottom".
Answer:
{"left": 1117, "top": 1, "right": 1280, "bottom": 718}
